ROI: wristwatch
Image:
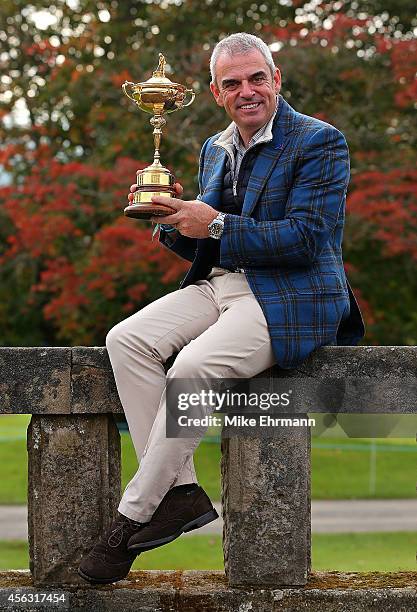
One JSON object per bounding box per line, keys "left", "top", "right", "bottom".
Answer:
{"left": 208, "top": 212, "right": 226, "bottom": 240}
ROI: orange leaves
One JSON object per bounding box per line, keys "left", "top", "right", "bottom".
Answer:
{"left": 84, "top": 222, "right": 153, "bottom": 277}
{"left": 0, "top": 149, "right": 189, "bottom": 343}
{"left": 24, "top": 40, "right": 58, "bottom": 58}
{"left": 0, "top": 144, "right": 25, "bottom": 170}
{"left": 2, "top": 161, "right": 85, "bottom": 260}
{"left": 111, "top": 70, "right": 134, "bottom": 88}
{"left": 348, "top": 168, "right": 417, "bottom": 260}
{"left": 338, "top": 68, "right": 366, "bottom": 82}
{"left": 373, "top": 37, "right": 417, "bottom": 110}
{"left": 123, "top": 283, "right": 148, "bottom": 311}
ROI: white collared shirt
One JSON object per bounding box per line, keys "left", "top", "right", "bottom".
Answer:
{"left": 213, "top": 97, "right": 279, "bottom": 182}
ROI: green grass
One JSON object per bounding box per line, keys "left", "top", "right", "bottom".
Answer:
{"left": 2, "top": 533, "right": 417, "bottom": 572}
{"left": 0, "top": 415, "right": 29, "bottom": 504}
{"left": 312, "top": 532, "right": 417, "bottom": 572}
{"left": 0, "top": 414, "right": 31, "bottom": 438}
{"left": 135, "top": 532, "right": 417, "bottom": 572}
{"left": 0, "top": 541, "right": 29, "bottom": 570}
{"left": 122, "top": 434, "right": 221, "bottom": 501}
{"left": 122, "top": 433, "right": 417, "bottom": 502}
{"left": 311, "top": 438, "right": 417, "bottom": 499}
{"left": 132, "top": 535, "right": 223, "bottom": 571}
{"left": 2, "top": 416, "right": 416, "bottom": 575}
{"left": 1, "top": 415, "right": 416, "bottom": 504}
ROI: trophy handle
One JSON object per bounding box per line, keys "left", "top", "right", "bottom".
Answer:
{"left": 122, "top": 81, "right": 138, "bottom": 103}
{"left": 182, "top": 88, "right": 195, "bottom": 108}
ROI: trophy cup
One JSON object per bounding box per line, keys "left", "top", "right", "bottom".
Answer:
{"left": 122, "top": 54, "right": 195, "bottom": 219}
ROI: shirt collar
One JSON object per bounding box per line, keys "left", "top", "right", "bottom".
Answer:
{"left": 214, "top": 95, "right": 279, "bottom": 151}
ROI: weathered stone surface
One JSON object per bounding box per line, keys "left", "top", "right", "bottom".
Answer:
{"left": 302, "top": 346, "right": 417, "bottom": 377}
{"left": 1, "top": 346, "right": 416, "bottom": 415}
{"left": 0, "top": 348, "right": 71, "bottom": 414}
{"left": 2, "top": 345, "right": 417, "bottom": 591}
{"left": 221, "top": 422, "right": 311, "bottom": 587}
{"left": 27, "top": 414, "right": 121, "bottom": 586}
{"left": 71, "top": 347, "right": 122, "bottom": 414}
{"left": 262, "top": 346, "right": 417, "bottom": 414}
{"left": 1, "top": 571, "right": 417, "bottom": 612}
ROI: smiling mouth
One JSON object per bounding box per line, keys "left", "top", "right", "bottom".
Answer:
{"left": 238, "top": 102, "right": 262, "bottom": 110}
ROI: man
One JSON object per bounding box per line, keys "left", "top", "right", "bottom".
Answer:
{"left": 78, "top": 33, "right": 364, "bottom": 584}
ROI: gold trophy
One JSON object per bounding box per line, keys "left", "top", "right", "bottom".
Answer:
{"left": 122, "top": 54, "right": 195, "bottom": 219}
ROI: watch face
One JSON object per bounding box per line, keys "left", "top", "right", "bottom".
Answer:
{"left": 209, "top": 220, "right": 222, "bottom": 238}
{"left": 209, "top": 213, "right": 225, "bottom": 239}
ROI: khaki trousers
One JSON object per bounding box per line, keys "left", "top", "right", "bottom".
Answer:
{"left": 107, "top": 268, "right": 276, "bottom": 523}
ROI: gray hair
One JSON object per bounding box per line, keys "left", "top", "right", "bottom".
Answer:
{"left": 210, "top": 33, "right": 276, "bottom": 84}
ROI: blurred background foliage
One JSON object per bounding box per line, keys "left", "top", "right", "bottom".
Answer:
{"left": 0, "top": 0, "right": 416, "bottom": 346}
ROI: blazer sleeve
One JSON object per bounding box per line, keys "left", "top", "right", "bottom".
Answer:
{"left": 158, "top": 226, "right": 197, "bottom": 262}
{"left": 219, "top": 126, "right": 350, "bottom": 269}
{"left": 158, "top": 137, "right": 212, "bottom": 262}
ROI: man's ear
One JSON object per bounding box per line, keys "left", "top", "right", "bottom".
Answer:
{"left": 274, "top": 68, "right": 282, "bottom": 94}
{"left": 210, "top": 81, "right": 224, "bottom": 107}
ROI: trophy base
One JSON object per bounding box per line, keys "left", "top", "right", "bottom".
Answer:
{"left": 124, "top": 201, "right": 176, "bottom": 220}
{"left": 125, "top": 160, "right": 177, "bottom": 220}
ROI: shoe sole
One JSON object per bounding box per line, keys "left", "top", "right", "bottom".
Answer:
{"left": 127, "top": 508, "right": 219, "bottom": 552}
{"left": 77, "top": 567, "right": 131, "bottom": 585}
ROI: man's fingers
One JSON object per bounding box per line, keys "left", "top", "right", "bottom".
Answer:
{"left": 173, "top": 182, "right": 184, "bottom": 196}
{"left": 127, "top": 184, "right": 137, "bottom": 202}
{"left": 152, "top": 195, "right": 183, "bottom": 210}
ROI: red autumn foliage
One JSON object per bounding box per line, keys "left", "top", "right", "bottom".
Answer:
{"left": 1, "top": 1, "right": 415, "bottom": 346}
{"left": 348, "top": 168, "right": 417, "bottom": 260}
{"left": 390, "top": 39, "right": 417, "bottom": 109}
{"left": 0, "top": 146, "right": 189, "bottom": 343}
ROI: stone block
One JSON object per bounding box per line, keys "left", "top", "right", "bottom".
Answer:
{"left": 0, "top": 348, "right": 71, "bottom": 414}
{"left": 27, "top": 414, "right": 121, "bottom": 585}
{"left": 265, "top": 347, "right": 417, "bottom": 414}
{"left": 221, "top": 422, "right": 311, "bottom": 587}
{"left": 1, "top": 570, "right": 417, "bottom": 612}
{"left": 70, "top": 347, "right": 122, "bottom": 414}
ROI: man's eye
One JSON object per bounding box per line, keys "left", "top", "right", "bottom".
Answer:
{"left": 252, "top": 76, "right": 266, "bottom": 83}
{"left": 223, "top": 82, "right": 238, "bottom": 91}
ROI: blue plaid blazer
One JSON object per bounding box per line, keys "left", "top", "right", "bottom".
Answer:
{"left": 161, "top": 95, "right": 365, "bottom": 369}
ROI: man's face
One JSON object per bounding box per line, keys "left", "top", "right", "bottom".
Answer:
{"left": 210, "top": 49, "right": 281, "bottom": 142}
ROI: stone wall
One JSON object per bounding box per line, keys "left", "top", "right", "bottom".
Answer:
{"left": 0, "top": 346, "right": 416, "bottom": 599}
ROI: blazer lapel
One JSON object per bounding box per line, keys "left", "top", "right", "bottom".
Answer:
{"left": 242, "top": 127, "right": 289, "bottom": 216}
{"left": 242, "top": 96, "right": 296, "bottom": 216}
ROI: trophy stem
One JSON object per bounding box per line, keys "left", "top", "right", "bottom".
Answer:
{"left": 153, "top": 128, "right": 161, "bottom": 165}
{"left": 150, "top": 114, "right": 166, "bottom": 166}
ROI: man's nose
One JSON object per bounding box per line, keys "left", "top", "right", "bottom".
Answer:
{"left": 239, "top": 80, "right": 255, "bottom": 98}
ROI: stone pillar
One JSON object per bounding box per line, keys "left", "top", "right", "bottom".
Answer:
{"left": 27, "top": 414, "right": 121, "bottom": 586}
{"left": 221, "top": 421, "right": 311, "bottom": 587}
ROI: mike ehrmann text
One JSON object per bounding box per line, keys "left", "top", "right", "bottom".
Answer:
{"left": 177, "top": 415, "right": 316, "bottom": 428}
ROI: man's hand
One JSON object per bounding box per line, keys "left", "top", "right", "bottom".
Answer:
{"left": 127, "top": 183, "right": 218, "bottom": 238}
{"left": 150, "top": 195, "right": 218, "bottom": 239}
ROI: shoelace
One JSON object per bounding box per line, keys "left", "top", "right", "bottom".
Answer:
{"left": 108, "top": 517, "right": 142, "bottom": 548}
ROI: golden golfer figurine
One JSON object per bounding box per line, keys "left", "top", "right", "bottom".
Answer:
{"left": 122, "top": 54, "right": 195, "bottom": 219}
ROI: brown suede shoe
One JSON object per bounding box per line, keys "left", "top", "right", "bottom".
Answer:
{"left": 127, "top": 484, "right": 218, "bottom": 552}
{"left": 78, "top": 512, "right": 146, "bottom": 584}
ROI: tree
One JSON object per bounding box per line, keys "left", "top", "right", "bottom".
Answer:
{"left": 0, "top": 0, "right": 416, "bottom": 345}
{"left": 0, "top": 147, "right": 189, "bottom": 344}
